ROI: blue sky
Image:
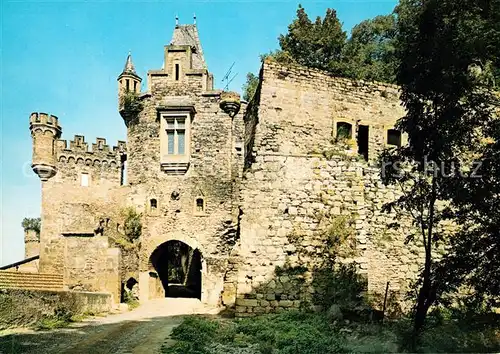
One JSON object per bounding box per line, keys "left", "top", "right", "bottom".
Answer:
{"left": 0, "top": 0, "right": 398, "bottom": 266}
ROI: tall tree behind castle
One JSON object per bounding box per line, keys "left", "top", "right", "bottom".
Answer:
{"left": 243, "top": 4, "right": 399, "bottom": 100}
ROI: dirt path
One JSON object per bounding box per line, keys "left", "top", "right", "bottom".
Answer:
{"left": 0, "top": 298, "right": 218, "bottom": 354}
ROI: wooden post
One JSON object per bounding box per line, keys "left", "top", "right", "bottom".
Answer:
{"left": 382, "top": 281, "right": 390, "bottom": 322}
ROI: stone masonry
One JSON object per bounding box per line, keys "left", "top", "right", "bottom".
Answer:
{"left": 28, "top": 21, "right": 423, "bottom": 312}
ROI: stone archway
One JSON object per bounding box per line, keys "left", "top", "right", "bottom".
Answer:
{"left": 149, "top": 240, "right": 202, "bottom": 299}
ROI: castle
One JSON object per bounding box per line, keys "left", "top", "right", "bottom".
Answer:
{"left": 24, "top": 21, "right": 423, "bottom": 314}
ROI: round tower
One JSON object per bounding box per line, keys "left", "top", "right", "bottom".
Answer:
{"left": 25, "top": 229, "right": 40, "bottom": 258}
{"left": 29, "top": 112, "right": 62, "bottom": 181}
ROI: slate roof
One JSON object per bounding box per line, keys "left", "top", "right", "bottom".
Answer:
{"left": 170, "top": 24, "right": 207, "bottom": 70}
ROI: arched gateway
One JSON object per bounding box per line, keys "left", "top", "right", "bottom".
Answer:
{"left": 149, "top": 240, "right": 202, "bottom": 299}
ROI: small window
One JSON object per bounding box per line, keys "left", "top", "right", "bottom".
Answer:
{"left": 81, "top": 173, "right": 89, "bottom": 187}
{"left": 133, "top": 81, "right": 137, "bottom": 93}
{"left": 196, "top": 198, "right": 204, "bottom": 214}
{"left": 175, "top": 64, "right": 180, "bottom": 81}
{"left": 387, "top": 129, "right": 402, "bottom": 147}
{"left": 150, "top": 199, "right": 157, "bottom": 209}
{"left": 126, "top": 79, "right": 130, "bottom": 91}
{"left": 336, "top": 122, "right": 352, "bottom": 140}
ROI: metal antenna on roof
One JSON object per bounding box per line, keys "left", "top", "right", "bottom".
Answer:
{"left": 222, "top": 62, "right": 238, "bottom": 91}
{"left": 175, "top": 14, "right": 179, "bottom": 26}
{"left": 193, "top": 13, "right": 197, "bottom": 25}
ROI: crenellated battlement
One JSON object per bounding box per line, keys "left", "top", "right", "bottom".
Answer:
{"left": 29, "top": 112, "right": 62, "bottom": 138}
{"left": 29, "top": 112, "right": 62, "bottom": 131}
{"left": 55, "top": 135, "right": 126, "bottom": 168}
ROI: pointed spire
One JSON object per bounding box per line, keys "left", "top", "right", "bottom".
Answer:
{"left": 123, "top": 52, "right": 136, "bottom": 75}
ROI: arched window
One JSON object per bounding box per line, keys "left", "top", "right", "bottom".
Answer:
{"left": 336, "top": 122, "right": 352, "bottom": 140}
{"left": 150, "top": 199, "right": 158, "bottom": 210}
{"left": 195, "top": 198, "right": 204, "bottom": 214}
{"left": 387, "top": 129, "right": 402, "bottom": 147}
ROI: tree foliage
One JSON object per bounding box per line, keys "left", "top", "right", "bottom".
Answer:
{"left": 21, "top": 217, "right": 41, "bottom": 237}
{"left": 381, "top": 0, "right": 500, "bottom": 337}
{"left": 341, "top": 14, "right": 398, "bottom": 83}
{"left": 438, "top": 0, "right": 500, "bottom": 306}
{"left": 277, "top": 5, "right": 347, "bottom": 75}
{"left": 260, "top": 4, "right": 399, "bottom": 84}
{"left": 242, "top": 72, "right": 259, "bottom": 101}
{"left": 123, "top": 208, "right": 142, "bottom": 242}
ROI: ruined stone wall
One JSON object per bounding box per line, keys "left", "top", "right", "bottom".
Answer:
{"left": 234, "top": 60, "right": 423, "bottom": 316}
{"left": 0, "top": 289, "right": 112, "bottom": 330}
{"left": 252, "top": 59, "right": 405, "bottom": 162}
{"left": 64, "top": 236, "right": 121, "bottom": 303}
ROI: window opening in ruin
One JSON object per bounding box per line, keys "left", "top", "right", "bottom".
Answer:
{"left": 175, "top": 64, "right": 180, "bottom": 81}
{"left": 80, "top": 173, "right": 89, "bottom": 187}
{"left": 166, "top": 117, "right": 186, "bottom": 155}
{"left": 336, "top": 122, "right": 352, "bottom": 140}
{"left": 196, "top": 198, "right": 204, "bottom": 213}
{"left": 150, "top": 199, "right": 158, "bottom": 209}
{"left": 150, "top": 240, "right": 202, "bottom": 299}
{"left": 387, "top": 129, "right": 402, "bottom": 147}
{"left": 126, "top": 79, "right": 130, "bottom": 91}
{"left": 357, "top": 125, "right": 369, "bottom": 161}
{"left": 133, "top": 81, "right": 137, "bottom": 92}
{"left": 120, "top": 155, "right": 127, "bottom": 186}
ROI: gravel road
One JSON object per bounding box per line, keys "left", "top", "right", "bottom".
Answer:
{"left": 0, "top": 298, "right": 217, "bottom": 354}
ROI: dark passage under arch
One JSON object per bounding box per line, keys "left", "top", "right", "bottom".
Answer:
{"left": 150, "top": 240, "right": 202, "bottom": 299}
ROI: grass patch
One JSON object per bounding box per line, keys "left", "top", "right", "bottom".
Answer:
{"left": 161, "top": 311, "right": 500, "bottom": 354}
{"left": 33, "top": 316, "right": 71, "bottom": 330}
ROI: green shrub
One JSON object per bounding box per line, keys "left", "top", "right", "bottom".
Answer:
{"left": 311, "top": 263, "right": 367, "bottom": 313}
{"left": 123, "top": 208, "right": 142, "bottom": 242}
{"left": 162, "top": 311, "right": 500, "bottom": 354}
{"left": 162, "top": 316, "right": 219, "bottom": 353}
{"left": 21, "top": 217, "right": 41, "bottom": 238}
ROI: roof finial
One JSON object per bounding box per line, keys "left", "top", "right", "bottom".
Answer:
{"left": 175, "top": 14, "right": 179, "bottom": 26}
{"left": 193, "top": 13, "right": 197, "bottom": 25}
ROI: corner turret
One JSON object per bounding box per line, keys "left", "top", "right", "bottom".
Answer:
{"left": 118, "top": 52, "right": 142, "bottom": 94}
{"left": 118, "top": 52, "right": 143, "bottom": 126}
{"left": 29, "top": 112, "right": 62, "bottom": 181}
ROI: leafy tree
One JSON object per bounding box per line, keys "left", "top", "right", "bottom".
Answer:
{"left": 382, "top": 0, "right": 500, "bottom": 338}
{"left": 242, "top": 72, "right": 259, "bottom": 101}
{"left": 341, "top": 14, "right": 398, "bottom": 83}
{"left": 277, "top": 5, "right": 347, "bottom": 74}
{"left": 437, "top": 0, "right": 500, "bottom": 309}
{"left": 21, "top": 217, "right": 41, "bottom": 238}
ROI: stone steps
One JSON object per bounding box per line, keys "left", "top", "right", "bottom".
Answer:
{"left": 0, "top": 271, "right": 64, "bottom": 291}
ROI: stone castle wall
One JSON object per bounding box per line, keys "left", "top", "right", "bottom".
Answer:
{"left": 126, "top": 66, "right": 245, "bottom": 305}
{"left": 233, "top": 60, "right": 423, "bottom": 316}
{"left": 39, "top": 146, "right": 127, "bottom": 304}
{"left": 31, "top": 35, "right": 424, "bottom": 312}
